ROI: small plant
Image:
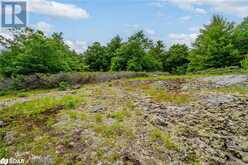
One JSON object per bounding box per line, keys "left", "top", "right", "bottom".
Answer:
{"left": 64, "top": 96, "right": 82, "bottom": 109}
{"left": 59, "top": 81, "right": 70, "bottom": 91}
{"left": 95, "top": 113, "right": 103, "bottom": 123}
{"left": 46, "top": 117, "right": 55, "bottom": 128}
{"left": 241, "top": 55, "right": 248, "bottom": 71}
{"left": 0, "top": 147, "right": 7, "bottom": 158}
{"left": 109, "top": 110, "right": 130, "bottom": 122}
{"left": 16, "top": 92, "right": 29, "bottom": 97}
{"left": 67, "top": 111, "right": 78, "bottom": 120}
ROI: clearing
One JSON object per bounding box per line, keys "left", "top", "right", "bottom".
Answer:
{"left": 0, "top": 74, "right": 248, "bottom": 165}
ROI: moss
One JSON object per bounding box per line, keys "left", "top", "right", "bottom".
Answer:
{"left": 150, "top": 128, "right": 178, "bottom": 150}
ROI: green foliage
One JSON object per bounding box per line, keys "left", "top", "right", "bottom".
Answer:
{"left": 64, "top": 96, "right": 82, "bottom": 109}
{"left": 111, "top": 31, "right": 163, "bottom": 72}
{"left": 188, "top": 15, "right": 240, "bottom": 71}
{"left": 0, "top": 147, "right": 7, "bottom": 158}
{"left": 58, "top": 81, "right": 70, "bottom": 91}
{"left": 112, "top": 39, "right": 146, "bottom": 71}
{"left": 0, "top": 29, "right": 84, "bottom": 77}
{"left": 241, "top": 55, "right": 248, "bottom": 70}
{"left": 84, "top": 42, "right": 109, "bottom": 71}
{"left": 233, "top": 17, "right": 248, "bottom": 57}
{"left": 163, "top": 44, "right": 189, "bottom": 74}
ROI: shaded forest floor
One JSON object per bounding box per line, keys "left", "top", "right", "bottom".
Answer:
{"left": 1, "top": 74, "right": 248, "bottom": 165}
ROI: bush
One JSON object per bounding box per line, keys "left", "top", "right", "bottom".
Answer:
{"left": 58, "top": 81, "right": 70, "bottom": 91}
{"left": 241, "top": 56, "right": 248, "bottom": 70}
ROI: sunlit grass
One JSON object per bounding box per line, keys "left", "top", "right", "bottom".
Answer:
{"left": 143, "top": 86, "right": 192, "bottom": 105}
{"left": 208, "top": 86, "right": 248, "bottom": 95}
{"left": 0, "top": 95, "right": 84, "bottom": 120}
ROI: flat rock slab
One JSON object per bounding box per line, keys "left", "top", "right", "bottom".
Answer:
{"left": 199, "top": 75, "right": 248, "bottom": 86}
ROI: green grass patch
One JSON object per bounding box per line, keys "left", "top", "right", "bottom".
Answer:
{"left": 143, "top": 87, "right": 191, "bottom": 105}
{"left": 150, "top": 128, "right": 178, "bottom": 150}
{"left": 108, "top": 110, "right": 131, "bottom": 122}
{"left": 0, "top": 89, "right": 51, "bottom": 101}
{"left": 93, "top": 122, "right": 132, "bottom": 138}
{"left": 95, "top": 113, "right": 103, "bottom": 123}
{"left": 0, "top": 95, "right": 84, "bottom": 120}
{"left": 209, "top": 86, "right": 248, "bottom": 95}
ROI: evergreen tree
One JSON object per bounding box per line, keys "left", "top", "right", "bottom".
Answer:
{"left": 188, "top": 15, "right": 240, "bottom": 71}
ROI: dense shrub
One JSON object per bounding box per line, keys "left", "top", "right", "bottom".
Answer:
{"left": 241, "top": 56, "right": 248, "bottom": 71}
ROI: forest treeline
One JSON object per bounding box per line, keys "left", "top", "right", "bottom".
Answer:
{"left": 0, "top": 15, "right": 248, "bottom": 77}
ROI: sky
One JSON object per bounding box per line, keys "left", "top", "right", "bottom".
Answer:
{"left": 1, "top": 0, "right": 248, "bottom": 53}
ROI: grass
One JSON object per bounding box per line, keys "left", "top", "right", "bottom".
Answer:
{"left": 108, "top": 110, "right": 131, "bottom": 122}
{"left": 143, "top": 86, "right": 192, "bottom": 105}
{"left": 93, "top": 122, "right": 133, "bottom": 138}
{"left": 0, "top": 89, "right": 51, "bottom": 101}
{"left": 150, "top": 128, "right": 178, "bottom": 150}
{"left": 0, "top": 95, "right": 84, "bottom": 120}
{"left": 208, "top": 86, "right": 248, "bottom": 95}
{"left": 95, "top": 113, "right": 103, "bottom": 123}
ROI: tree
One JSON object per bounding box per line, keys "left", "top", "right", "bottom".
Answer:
{"left": 105, "top": 35, "right": 123, "bottom": 70}
{"left": 233, "top": 17, "right": 248, "bottom": 57}
{"left": 188, "top": 15, "right": 240, "bottom": 71}
{"left": 128, "top": 31, "right": 153, "bottom": 49}
{"left": 0, "top": 29, "right": 84, "bottom": 77}
{"left": 84, "top": 42, "right": 109, "bottom": 71}
{"left": 111, "top": 40, "right": 146, "bottom": 71}
{"left": 163, "top": 44, "right": 189, "bottom": 74}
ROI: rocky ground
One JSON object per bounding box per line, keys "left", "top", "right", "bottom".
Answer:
{"left": 0, "top": 74, "right": 248, "bottom": 165}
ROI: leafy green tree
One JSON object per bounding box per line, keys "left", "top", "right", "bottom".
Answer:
{"left": 128, "top": 31, "right": 153, "bottom": 49}
{"left": 0, "top": 29, "right": 84, "bottom": 77}
{"left": 143, "top": 54, "right": 163, "bottom": 71}
{"left": 163, "top": 44, "right": 189, "bottom": 74}
{"left": 233, "top": 17, "right": 248, "bottom": 57}
{"left": 188, "top": 15, "right": 240, "bottom": 71}
{"left": 84, "top": 42, "right": 109, "bottom": 71}
{"left": 111, "top": 40, "right": 145, "bottom": 71}
{"left": 148, "top": 40, "right": 166, "bottom": 60}
{"left": 105, "top": 35, "right": 123, "bottom": 70}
